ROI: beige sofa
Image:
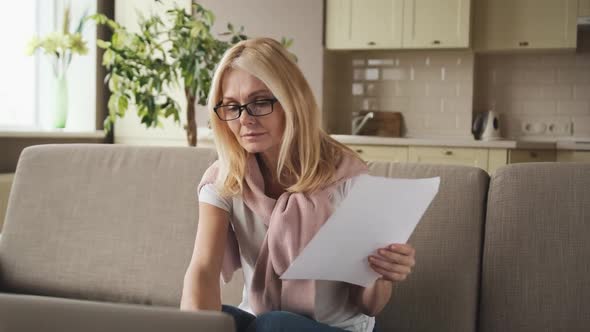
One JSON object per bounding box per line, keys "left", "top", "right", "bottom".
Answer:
{"left": 0, "top": 144, "right": 588, "bottom": 332}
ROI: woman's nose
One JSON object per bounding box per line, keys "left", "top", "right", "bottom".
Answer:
{"left": 239, "top": 107, "right": 256, "bottom": 125}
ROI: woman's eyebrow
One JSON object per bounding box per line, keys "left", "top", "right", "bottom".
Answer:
{"left": 247, "top": 90, "right": 272, "bottom": 98}
{"left": 222, "top": 90, "right": 272, "bottom": 103}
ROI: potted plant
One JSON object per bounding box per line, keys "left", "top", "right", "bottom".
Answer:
{"left": 92, "top": 3, "right": 292, "bottom": 146}
{"left": 27, "top": 4, "right": 89, "bottom": 129}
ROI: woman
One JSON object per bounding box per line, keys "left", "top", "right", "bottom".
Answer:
{"left": 180, "top": 38, "right": 416, "bottom": 332}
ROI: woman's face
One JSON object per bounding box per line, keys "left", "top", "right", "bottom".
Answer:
{"left": 220, "top": 68, "right": 285, "bottom": 156}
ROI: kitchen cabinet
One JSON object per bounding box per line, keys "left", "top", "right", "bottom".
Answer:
{"left": 487, "top": 149, "right": 509, "bottom": 174}
{"left": 325, "top": 0, "right": 404, "bottom": 49}
{"left": 408, "top": 146, "right": 489, "bottom": 169}
{"left": 325, "top": 0, "right": 470, "bottom": 50}
{"left": 508, "top": 149, "right": 557, "bottom": 163}
{"left": 556, "top": 151, "right": 590, "bottom": 162}
{"left": 348, "top": 144, "right": 409, "bottom": 162}
{"left": 403, "top": 0, "right": 471, "bottom": 48}
{"left": 345, "top": 143, "right": 561, "bottom": 173}
{"left": 474, "top": 0, "right": 577, "bottom": 51}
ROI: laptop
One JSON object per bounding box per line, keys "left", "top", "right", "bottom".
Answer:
{"left": 0, "top": 293, "right": 234, "bottom": 332}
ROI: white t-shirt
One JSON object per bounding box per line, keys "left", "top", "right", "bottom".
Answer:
{"left": 198, "top": 177, "right": 375, "bottom": 332}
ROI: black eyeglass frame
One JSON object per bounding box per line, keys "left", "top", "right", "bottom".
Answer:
{"left": 213, "top": 98, "right": 279, "bottom": 121}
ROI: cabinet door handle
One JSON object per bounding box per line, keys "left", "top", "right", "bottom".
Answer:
{"left": 518, "top": 41, "right": 529, "bottom": 47}
{"left": 444, "top": 150, "right": 453, "bottom": 156}
{"left": 355, "top": 149, "right": 364, "bottom": 154}
{"left": 530, "top": 152, "right": 538, "bottom": 158}
{"left": 367, "top": 41, "right": 376, "bottom": 46}
{"left": 432, "top": 40, "right": 441, "bottom": 45}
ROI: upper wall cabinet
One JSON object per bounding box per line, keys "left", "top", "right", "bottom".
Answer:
{"left": 326, "top": 0, "right": 404, "bottom": 49}
{"left": 581, "top": 0, "right": 590, "bottom": 16}
{"left": 474, "top": 0, "right": 577, "bottom": 51}
{"left": 325, "top": 0, "right": 471, "bottom": 50}
{"left": 403, "top": 0, "right": 471, "bottom": 48}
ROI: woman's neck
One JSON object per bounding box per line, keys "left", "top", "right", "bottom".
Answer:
{"left": 257, "top": 151, "right": 287, "bottom": 199}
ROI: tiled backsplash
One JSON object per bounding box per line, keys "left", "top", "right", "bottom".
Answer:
{"left": 324, "top": 50, "right": 590, "bottom": 140}
{"left": 346, "top": 51, "right": 474, "bottom": 138}
{"left": 475, "top": 53, "right": 590, "bottom": 139}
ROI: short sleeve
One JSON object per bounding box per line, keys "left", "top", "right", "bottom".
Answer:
{"left": 199, "top": 183, "right": 232, "bottom": 212}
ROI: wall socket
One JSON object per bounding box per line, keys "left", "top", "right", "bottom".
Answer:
{"left": 547, "top": 121, "right": 572, "bottom": 136}
{"left": 521, "top": 120, "right": 573, "bottom": 136}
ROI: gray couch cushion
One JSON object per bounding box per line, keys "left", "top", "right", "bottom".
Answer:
{"left": 369, "top": 162, "right": 488, "bottom": 332}
{"left": 0, "top": 144, "right": 217, "bottom": 306}
{"left": 480, "top": 163, "right": 590, "bottom": 332}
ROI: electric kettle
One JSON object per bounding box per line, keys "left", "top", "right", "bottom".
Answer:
{"left": 472, "top": 110, "right": 502, "bottom": 141}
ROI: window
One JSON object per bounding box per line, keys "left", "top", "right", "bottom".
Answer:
{"left": 0, "top": 0, "right": 38, "bottom": 129}
{"left": 0, "top": 0, "right": 97, "bottom": 131}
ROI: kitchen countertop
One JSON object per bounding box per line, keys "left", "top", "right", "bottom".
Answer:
{"left": 555, "top": 138, "right": 590, "bottom": 151}
{"left": 331, "top": 135, "right": 557, "bottom": 149}
{"left": 178, "top": 128, "right": 590, "bottom": 151}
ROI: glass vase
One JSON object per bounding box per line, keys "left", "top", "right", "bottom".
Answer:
{"left": 53, "top": 75, "right": 68, "bottom": 129}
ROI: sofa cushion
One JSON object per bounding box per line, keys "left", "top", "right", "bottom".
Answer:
{"left": 480, "top": 162, "right": 590, "bottom": 332}
{"left": 0, "top": 144, "right": 218, "bottom": 306}
{"left": 368, "top": 162, "right": 489, "bottom": 332}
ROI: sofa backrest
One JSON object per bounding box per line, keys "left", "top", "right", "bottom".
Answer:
{"left": 480, "top": 163, "right": 590, "bottom": 332}
{"left": 0, "top": 144, "right": 218, "bottom": 307}
{"left": 0, "top": 144, "right": 491, "bottom": 329}
{"left": 368, "top": 162, "right": 489, "bottom": 332}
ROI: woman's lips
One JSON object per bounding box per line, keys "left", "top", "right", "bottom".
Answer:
{"left": 242, "top": 132, "right": 266, "bottom": 140}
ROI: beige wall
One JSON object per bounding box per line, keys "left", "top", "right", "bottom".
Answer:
{"left": 475, "top": 53, "right": 590, "bottom": 139}
{"left": 113, "top": 0, "right": 324, "bottom": 146}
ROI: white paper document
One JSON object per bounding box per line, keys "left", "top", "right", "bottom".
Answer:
{"left": 280, "top": 174, "right": 440, "bottom": 287}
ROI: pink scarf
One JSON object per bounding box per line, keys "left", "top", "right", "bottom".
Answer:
{"left": 198, "top": 152, "right": 368, "bottom": 318}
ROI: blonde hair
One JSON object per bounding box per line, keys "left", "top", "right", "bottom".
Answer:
{"left": 207, "top": 37, "right": 361, "bottom": 196}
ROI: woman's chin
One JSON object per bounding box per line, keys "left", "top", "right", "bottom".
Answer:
{"left": 241, "top": 142, "right": 271, "bottom": 154}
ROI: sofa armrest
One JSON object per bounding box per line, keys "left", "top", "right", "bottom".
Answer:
{"left": 0, "top": 294, "right": 235, "bottom": 331}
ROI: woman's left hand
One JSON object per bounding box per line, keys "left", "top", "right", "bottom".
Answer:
{"left": 368, "top": 243, "right": 416, "bottom": 283}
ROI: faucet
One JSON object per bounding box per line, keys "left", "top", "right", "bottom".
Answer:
{"left": 352, "top": 112, "right": 374, "bottom": 135}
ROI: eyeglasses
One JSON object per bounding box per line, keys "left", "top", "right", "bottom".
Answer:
{"left": 214, "top": 98, "right": 278, "bottom": 121}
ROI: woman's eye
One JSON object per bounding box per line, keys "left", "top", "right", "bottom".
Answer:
{"left": 254, "top": 99, "right": 270, "bottom": 105}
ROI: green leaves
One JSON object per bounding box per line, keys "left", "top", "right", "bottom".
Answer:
{"left": 93, "top": 4, "right": 249, "bottom": 137}
{"left": 118, "top": 95, "right": 129, "bottom": 115}
{"left": 93, "top": 2, "right": 294, "bottom": 145}
{"left": 281, "top": 37, "right": 294, "bottom": 49}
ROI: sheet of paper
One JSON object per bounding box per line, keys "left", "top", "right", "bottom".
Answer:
{"left": 280, "top": 174, "right": 440, "bottom": 287}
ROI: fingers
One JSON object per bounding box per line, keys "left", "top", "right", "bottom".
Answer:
{"left": 368, "top": 243, "right": 416, "bottom": 283}
{"left": 376, "top": 245, "right": 416, "bottom": 268}
{"left": 369, "top": 256, "right": 411, "bottom": 274}
{"left": 389, "top": 243, "right": 415, "bottom": 257}
{"left": 369, "top": 263, "right": 408, "bottom": 282}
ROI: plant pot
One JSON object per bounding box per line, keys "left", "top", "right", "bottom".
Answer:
{"left": 53, "top": 75, "right": 68, "bottom": 129}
